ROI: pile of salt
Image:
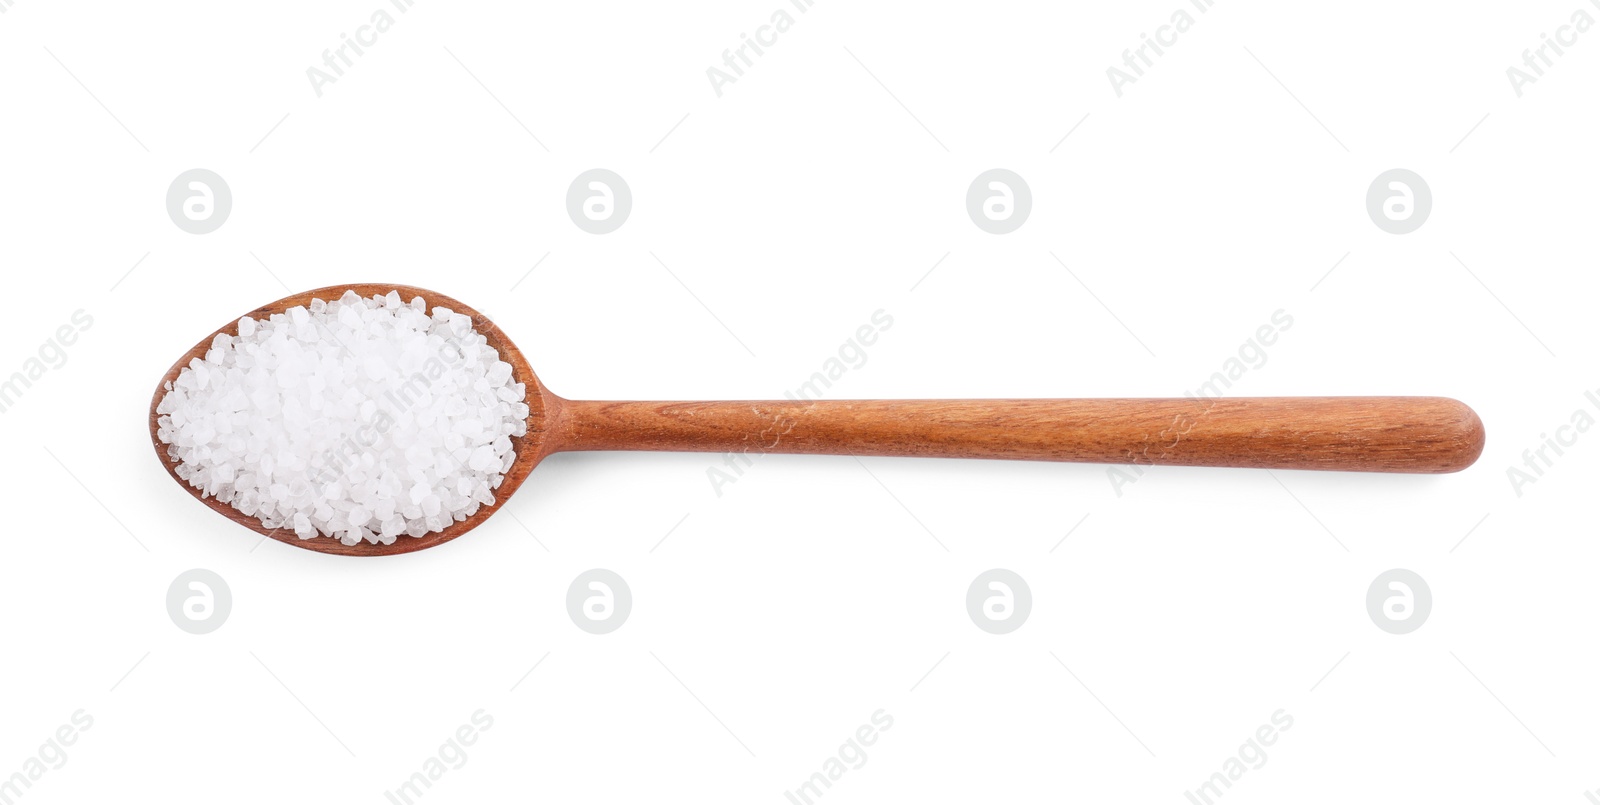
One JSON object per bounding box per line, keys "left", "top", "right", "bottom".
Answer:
{"left": 156, "top": 290, "right": 528, "bottom": 545}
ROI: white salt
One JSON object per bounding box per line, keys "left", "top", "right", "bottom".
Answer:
{"left": 156, "top": 291, "right": 528, "bottom": 545}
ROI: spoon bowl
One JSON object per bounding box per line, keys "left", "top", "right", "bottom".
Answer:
{"left": 150, "top": 284, "right": 551, "bottom": 556}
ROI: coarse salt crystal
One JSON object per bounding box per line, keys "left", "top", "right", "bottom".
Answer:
{"left": 156, "top": 291, "right": 526, "bottom": 543}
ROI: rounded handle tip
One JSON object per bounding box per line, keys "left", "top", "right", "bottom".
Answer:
{"left": 1434, "top": 397, "right": 1486, "bottom": 473}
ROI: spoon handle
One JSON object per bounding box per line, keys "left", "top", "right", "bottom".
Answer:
{"left": 550, "top": 396, "right": 1483, "bottom": 473}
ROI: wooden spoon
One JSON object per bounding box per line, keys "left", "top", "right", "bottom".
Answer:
{"left": 151, "top": 284, "right": 1486, "bottom": 556}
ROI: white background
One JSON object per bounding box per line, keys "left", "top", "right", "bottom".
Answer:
{"left": 1, "top": 1, "right": 1596, "bottom": 802}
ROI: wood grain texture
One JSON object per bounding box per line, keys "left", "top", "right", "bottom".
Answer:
{"left": 149, "top": 284, "right": 547, "bottom": 557}
{"left": 547, "top": 396, "right": 1485, "bottom": 473}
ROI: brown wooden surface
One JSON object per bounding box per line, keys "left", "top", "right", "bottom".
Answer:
{"left": 149, "top": 284, "right": 547, "bottom": 557}
{"left": 549, "top": 396, "right": 1484, "bottom": 473}
{"left": 152, "top": 287, "right": 1484, "bottom": 557}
